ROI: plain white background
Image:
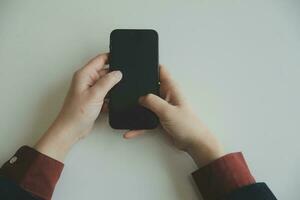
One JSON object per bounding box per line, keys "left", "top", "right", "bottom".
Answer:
{"left": 0, "top": 0, "right": 299, "bottom": 199}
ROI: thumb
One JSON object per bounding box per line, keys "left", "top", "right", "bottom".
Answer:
{"left": 90, "top": 70, "right": 122, "bottom": 99}
{"left": 139, "top": 94, "right": 171, "bottom": 117}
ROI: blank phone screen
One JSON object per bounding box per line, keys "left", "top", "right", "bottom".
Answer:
{"left": 109, "top": 29, "right": 159, "bottom": 129}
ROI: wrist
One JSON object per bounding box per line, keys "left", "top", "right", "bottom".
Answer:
{"left": 187, "top": 134, "right": 225, "bottom": 168}
{"left": 34, "top": 118, "right": 80, "bottom": 162}
{"left": 52, "top": 114, "right": 83, "bottom": 143}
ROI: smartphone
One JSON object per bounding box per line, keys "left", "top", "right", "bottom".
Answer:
{"left": 109, "top": 29, "right": 159, "bottom": 130}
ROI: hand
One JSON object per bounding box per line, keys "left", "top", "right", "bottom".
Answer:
{"left": 35, "top": 53, "right": 122, "bottom": 162}
{"left": 125, "top": 66, "right": 224, "bottom": 167}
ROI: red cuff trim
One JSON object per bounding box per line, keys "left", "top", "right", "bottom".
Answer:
{"left": 192, "top": 152, "right": 255, "bottom": 200}
{"left": 0, "top": 146, "right": 64, "bottom": 200}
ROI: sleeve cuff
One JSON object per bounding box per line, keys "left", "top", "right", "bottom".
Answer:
{"left": 0, "top": 146, "right": 64, "bottom": 200}
{"left": 192, "top": 152, "right": 255, "bottom": 200}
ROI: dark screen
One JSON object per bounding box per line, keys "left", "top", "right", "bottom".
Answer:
{"left": 109, "top": 29, "right": 159, "bottom": 129}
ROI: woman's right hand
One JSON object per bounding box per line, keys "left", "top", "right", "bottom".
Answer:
{"left": 125, "top": 66, "right": 225, "bottom": 167}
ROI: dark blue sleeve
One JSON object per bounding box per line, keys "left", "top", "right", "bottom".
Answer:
{"left": 223, "top": 183, "right": 277, "bottom": 200}
{"left": 0, "top": 176, "right": 40, "bottom": 200}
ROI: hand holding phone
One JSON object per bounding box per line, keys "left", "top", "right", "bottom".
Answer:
{"left": 125, "top": 66, "right": 225, "bottom": 167}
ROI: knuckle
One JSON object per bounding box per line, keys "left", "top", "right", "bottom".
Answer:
{"left": 98, "top": 55, "right": 106, "bottom": 63}
{"left": 88, "top": 89, "right": 105, "bottom": 101}
{"left": 161, "top": 105, "right": 176, "bottom": 119}
{"left": 89, "top": 88, "right": 98, "bottom": 97}
{"left": 73, "top": 70, "right": 82, "bottom": 80}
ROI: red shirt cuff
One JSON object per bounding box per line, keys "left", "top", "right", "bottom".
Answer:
{"left": 0, "top": 146, "right": 64, "bottom": 200}
{"left": 192, "top": 152, "right": 255, "bottom": 200}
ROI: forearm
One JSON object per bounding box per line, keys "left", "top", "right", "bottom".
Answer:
{"left": 34, "top": 116, "right": 79, "bottom": 162}
{"left": 184, "top": 124, "right": 225, "bottom": 168}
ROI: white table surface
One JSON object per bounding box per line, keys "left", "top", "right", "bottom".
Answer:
{"left": 0, "top": 0, "right": 299, "bottom": 199}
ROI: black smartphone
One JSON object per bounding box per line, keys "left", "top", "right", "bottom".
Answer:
{"left": 109, "top": 29, "right": 159, "bottom": 130}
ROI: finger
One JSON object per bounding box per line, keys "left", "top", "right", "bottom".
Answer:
{"left": 83, "top": 53, "right": 109, "bottom": 72}
{"left": 98, "top": 68, "right": 109, "bottom": 77}
{"left": 159, "top": 65, "right": 185, "bottom": 105}
{"left": 139, "top": 93, "right": 171, "bottom": 117}
{"left": 72, "top": 54, "right": 110, "bottom": 91}
{"left": 123, "top": 130, "right": 145, "bottom": 139}
{"left": 90, "top": 70, "right": 122, "bottom": 99}
{"left": 84, "top": 68, "right": 109, "bottom": 86}
{"left": 159, "top": 65, "right": 173, "bottom": 85}
{"left": 100, "top": 100, "right": 109, "bottom": 113}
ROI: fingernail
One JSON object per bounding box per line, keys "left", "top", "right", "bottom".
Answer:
{"left": 111, "top": 70, "right": 122, "bottom": 80}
